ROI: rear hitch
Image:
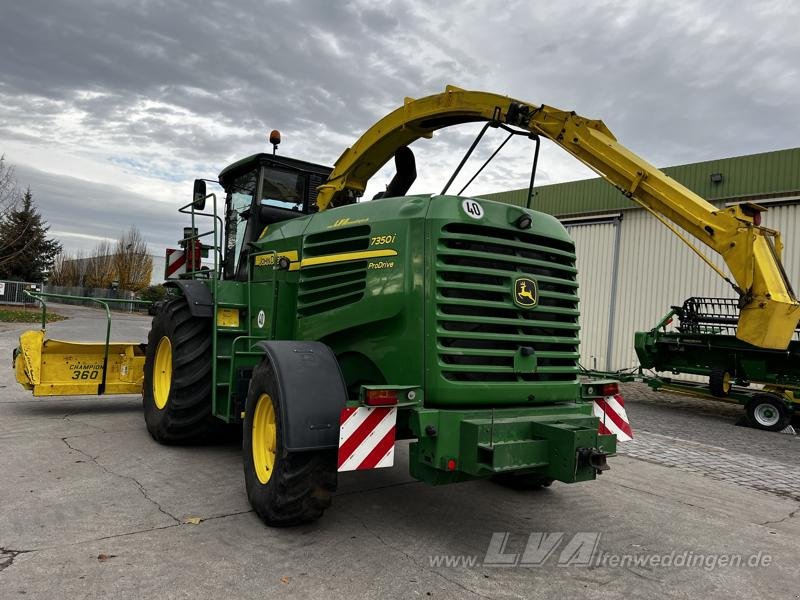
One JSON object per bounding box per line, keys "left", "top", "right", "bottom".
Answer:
{"left": 577, "top": 447, "right": 610, "bottom": 474}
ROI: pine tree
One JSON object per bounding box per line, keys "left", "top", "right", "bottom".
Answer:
{"left": 0, "top": 188, "right": 63, "bottom": 282}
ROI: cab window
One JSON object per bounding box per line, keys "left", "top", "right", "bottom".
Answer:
{"left": 228, "top": 169, "right": 257, "bottom": 274}
{"left": 260, "top": 167, "right": 306, "bottom": 212}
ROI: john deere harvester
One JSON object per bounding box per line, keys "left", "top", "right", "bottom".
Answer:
{"left": 15, "top": 86, "right": 799, "bottom": 525}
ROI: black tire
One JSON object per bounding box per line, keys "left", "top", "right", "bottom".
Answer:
{"left": 491, "top": 472, "right": 554, "bottom": 491}
{"left": 745, "top": 394, "right": 791, "bottom": 432}
{"left": 709, "top": 366, "right": 732, "bottom": 397}
{"left": 243, "top": 359, "right": 337, "bottom": 526}
{"left": 142, "top": 296, "right": 217, "bottom": 443}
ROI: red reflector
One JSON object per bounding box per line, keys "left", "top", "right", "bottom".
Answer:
{"left": 600, "top": 383, "right": 619, "bottom": 396}
{"left": 447, "top": 459, "right": 457, "bottom": 471}
{"left": 665, "top": 318, "right": 673, "bottom": 326}
{"left": 753, "top": 211, "right": 762, "bottom": 226}
{"left": 365, "top": 389, "right": 398, "bottom": 406}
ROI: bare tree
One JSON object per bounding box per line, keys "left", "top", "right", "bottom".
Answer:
{"left": 48, "top": 249, "right": 84, "bottom": 287}
{"left": 47, "top": 252, "right": 68, "bottom": 285}
{"left": 114, "top": 227, "right": 152, "bottom": 292}
{"left": 50, "top": 243, "right": 112, "bottom": 288}
{"left": 84, "top": 240, "right": 115, "bottom": 288}
{"left": 45, "top": 230, "right": 152, "bottom": 291}
{"left": 0, "top": 155, "right": 27, "bottom": 269}
{"left": 0, "top": 154, "right": 20, "bottom": 218}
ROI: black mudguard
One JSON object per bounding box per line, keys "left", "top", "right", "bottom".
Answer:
{"left": 164, "top": 280, "right": 213, "bottom": 317}
{"left": 255, "top": 341, "right": 347, "bottom": 452}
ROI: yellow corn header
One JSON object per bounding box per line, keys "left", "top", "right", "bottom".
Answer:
{"left": 13, "top": 292, "right": 149, "bottom": 396}
{"left": 15, "top": 329, "right": 145, "bottom": 396}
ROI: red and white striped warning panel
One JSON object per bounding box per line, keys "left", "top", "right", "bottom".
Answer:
{"left": 164, "top": 248, "right": 186, "bottom": 279}
{"left": 337, "top": 406, "right": 397, "bottom": 472}
{"left": 593, "top": 394, "right": 633, "bottom": 442}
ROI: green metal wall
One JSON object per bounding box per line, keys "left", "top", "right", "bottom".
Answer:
{"left": 481, "top": 148, "right": 800, "bottom": 217}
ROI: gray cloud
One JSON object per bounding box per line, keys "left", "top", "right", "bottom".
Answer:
{"left": 14, "top": 163, "right": 187, "bottom": 256}
{"left": 1, "top": 0, "right": 798, "bottom": 254}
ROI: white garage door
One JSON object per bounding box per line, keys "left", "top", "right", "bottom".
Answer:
{"left": 564, "top": 218, "right": 620, "bottom": 371}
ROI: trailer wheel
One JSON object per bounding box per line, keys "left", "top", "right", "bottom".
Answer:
{"left": 709, "top": 366, "right": 732, "bottom": 397}
{"left": 142, "top": 296, "right": 217, "bottom": 443}
{"left": 491, "top": 473, "right": 554, "bottom": 491}
{"left": 745, "top": 394, "right": 791, "bottom": 432}
{"left": 243, "top": 359, "right": 337, "bottom": 526}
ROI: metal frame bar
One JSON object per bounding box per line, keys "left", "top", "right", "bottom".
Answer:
{"left": 526, "top": 135, "right": 541, "bottom": 209}
{"left": 457, "top": 132, "right": 514, "bottom": 196}
{"left": 441, "top": 121, "right": 495, "bottom": 195}
{"left": 440, "top": 117, "right": 541, "bottom": 206}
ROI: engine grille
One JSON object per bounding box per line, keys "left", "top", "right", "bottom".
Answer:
{"left": 435, "top": 222, "right": 580, "bottom": 383}
{"left": 297, "top": 226, "right": 370, "bottom": 317}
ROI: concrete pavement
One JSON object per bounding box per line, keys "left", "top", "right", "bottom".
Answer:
{"left": 1, "top": 306, "right": 798, "bottom": 599}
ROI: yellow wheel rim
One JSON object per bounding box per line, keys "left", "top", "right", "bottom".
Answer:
{"left": 252, "top": 393, "right": 277, "bottom": 484}
{"left": 153, "top": 336, "right": 172, "bottom": 410}
{"left": 722, "top": 372, "right": 731, "bottom": 394}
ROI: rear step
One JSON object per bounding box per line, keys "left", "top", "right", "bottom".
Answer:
{"left": 462, "top": 414, "right": 606, "bottom": 477}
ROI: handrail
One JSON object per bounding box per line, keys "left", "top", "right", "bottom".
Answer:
{"left": 220, "top": 250, "right": 279, "bottom": 415}
{"left": 24, "top": 290, "right": 151, "bottom": 395}
{"left": 177, "top": 192, "right": 221, "bottom": 409}
{"left": 178, "top": 193, "right": 221, "bottom": 280}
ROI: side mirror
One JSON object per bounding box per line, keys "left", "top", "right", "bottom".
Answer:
{"left": 193, "top": 179, "right": 206, "bottom": 210}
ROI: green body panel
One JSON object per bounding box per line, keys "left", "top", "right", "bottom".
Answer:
{"left": 198, "top": 191, "right": 608, "bottom": 483}
{"left": 243, "top": 194, "right": 582, "bottom": 407}
{"left": 422, "top": 196, "right": 581, "bottom": 407}
{"left": 292, "top": 197, "right": 428, "bottom": 392}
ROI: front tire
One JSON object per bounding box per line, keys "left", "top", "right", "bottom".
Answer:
{"left": 142, "top": 297, "right": 217, "bottom": 443}
{"left": 243, "top": 359, "right": 337, "bottom": 526}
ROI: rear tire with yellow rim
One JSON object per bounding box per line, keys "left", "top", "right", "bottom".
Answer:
{"left": 243, "top": 358, "right": 337, "bottom": 526}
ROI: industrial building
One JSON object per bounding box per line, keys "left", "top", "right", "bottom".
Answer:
{"left": 483, "top": 147, "right": 800, "bottom": 373}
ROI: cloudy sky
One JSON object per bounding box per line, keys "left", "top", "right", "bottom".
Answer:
{"left": 1, "top": 0, "right": 797, "bottom": 256}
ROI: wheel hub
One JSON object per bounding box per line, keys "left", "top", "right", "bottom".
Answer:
{"left": 753, "top": 403, "right": 780, "bottom": 427}
{"left": 153, "top": 336, "right": 172, "bottom": 410}
{"left": 252, "top": 393, "right": 277, "bottom": 484}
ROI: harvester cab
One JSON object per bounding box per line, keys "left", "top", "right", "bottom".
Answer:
{"left": 211, "top": 146, "right": 333, "bottom": 281}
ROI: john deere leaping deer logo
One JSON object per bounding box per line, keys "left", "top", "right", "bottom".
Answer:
{"left": 514, "top": 277, "right": 538, "bottom": 308}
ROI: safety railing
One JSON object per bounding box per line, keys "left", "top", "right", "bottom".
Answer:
{"left": 177, "top": 193, "right": 222, "bottom": 281}
{"left": 178, "top": 192, "right": 224, "bottom": 406}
